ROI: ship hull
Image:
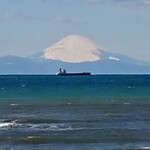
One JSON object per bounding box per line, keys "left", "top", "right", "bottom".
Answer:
{"left": 57, "top": 72, "right": 91, "bottom": 76}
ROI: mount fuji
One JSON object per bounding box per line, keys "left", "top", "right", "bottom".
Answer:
{"left": 0, "top": 34, "right": 150, "bottom": 74}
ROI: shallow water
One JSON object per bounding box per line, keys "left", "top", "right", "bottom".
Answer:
{"left": 0, "top": 75, "right": 150, "bottom": 149}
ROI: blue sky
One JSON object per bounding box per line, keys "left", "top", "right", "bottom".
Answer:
{"left": 0, "top": 0, "right": 150, "bottom": 62}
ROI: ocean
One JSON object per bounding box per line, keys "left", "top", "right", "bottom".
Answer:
{"left": 0, "top": 75, "right": 150, "bottom": 150}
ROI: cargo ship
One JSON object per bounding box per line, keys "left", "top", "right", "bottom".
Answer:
{"left": 57, "top": 68, "right": 91, "bottom": 76}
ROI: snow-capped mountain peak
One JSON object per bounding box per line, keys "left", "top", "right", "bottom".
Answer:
{"left": 44, "top": 34, "right": 101, "bottom": 63}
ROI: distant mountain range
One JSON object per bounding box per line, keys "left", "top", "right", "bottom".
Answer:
{"left": 0, "top": 35, "right": 150, "bottom": 74}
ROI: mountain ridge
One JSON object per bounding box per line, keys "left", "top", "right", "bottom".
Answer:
{"left": 0, "top": 53, "right": 150, "bottom": 74}
{"left": 0, "top": 34, "right": 150, "bottom": 74}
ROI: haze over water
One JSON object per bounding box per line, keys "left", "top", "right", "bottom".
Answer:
{"left": 0, "top": 75, "right": 150, "bottom": 150}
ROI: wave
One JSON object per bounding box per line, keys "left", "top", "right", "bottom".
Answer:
{"left": 11, "top": 104, "right": 19, "bottom": 106}
{"left": 0, "top": 118, "right": 149, "bottom": 131}
{"left": 0, "top": 120, "right": 73, "bottom": 131}
{"left": 15, "top": 136, "right": 99, "bottom": 144}
{"left": 0, "top": 120, "right": 101, "bottom": 131}
{"left": 132, "top": 147, "right": 150, "bottom": 150}
{"left": 0, "top": 122, "right": 16, "bottom": 128}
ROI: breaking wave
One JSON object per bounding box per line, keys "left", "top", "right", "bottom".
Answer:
{"left": 0, "top": 120, "right": 73, "bottom": 131}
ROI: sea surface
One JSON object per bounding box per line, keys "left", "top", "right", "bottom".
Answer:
{"left": 0, "top": 75, "right": 150, "bottom": 150}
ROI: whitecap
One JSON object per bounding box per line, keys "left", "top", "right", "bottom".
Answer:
{"left": 127, "top": 86, "right": 136, "bottom": 89}
{"left": 27, "top": 123, "right": 73, "bottom": 131}
{"left": 124, "top": 102, "right": 130, "bottom": 105}
{"left": 26, "top": 136, "right": 41, "bottom": 139}
{"left": 0, "top": 122, "right": 15, "bottom": 128}
{"left": 134, "top": 147, "right": 150, "bottom": 150}
{"left": 140, "top": 147, "right": 150, "bottom": 150}
{"left": 127, "top": 86, "right": 132, "bottom": 89}
{"left": 11, "top": 104, "right": 18, "bottom": 106}
{"left": 67, "top": 103, "right": 71, "bottom": 105}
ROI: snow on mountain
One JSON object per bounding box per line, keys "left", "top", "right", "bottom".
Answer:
{"left": 44, "top": 35, "right": 101, "bottom": 63}
{"left": 109, "top": 56, "right": 120, "bottom": 61}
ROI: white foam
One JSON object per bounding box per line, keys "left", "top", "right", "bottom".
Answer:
{"left": 28, "top": 123, "right": 73, "bottom": 131}
{"left": 11, "top": 104, "right": 18, "bottom": 106}
{"left": 22, "top": 84, "right": 26, "bottom": 87}
{"left": 26, "top": 136, "right": 41, "bottom": 139}
{"left": 67, "top": 103, "right": 72, "bottom": 105}
{"left": 127, "top": 86, "right": 135, "bottom": 89}
{"left": 134, "top": 147, "right": 150, "bottom": 150}
{"left": 0, "top": 122, "right": 15, "bottom": 128}
{"left": 124, "top": 103, "right": 130, "bottom": 105}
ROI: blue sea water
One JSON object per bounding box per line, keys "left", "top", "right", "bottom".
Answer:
{"left": 0, "top": 75, "right": 150, "bottom": 150}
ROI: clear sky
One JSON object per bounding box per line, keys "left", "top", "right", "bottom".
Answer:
{"left": 0, "top": 0, "right": 150, "bottom": 62}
